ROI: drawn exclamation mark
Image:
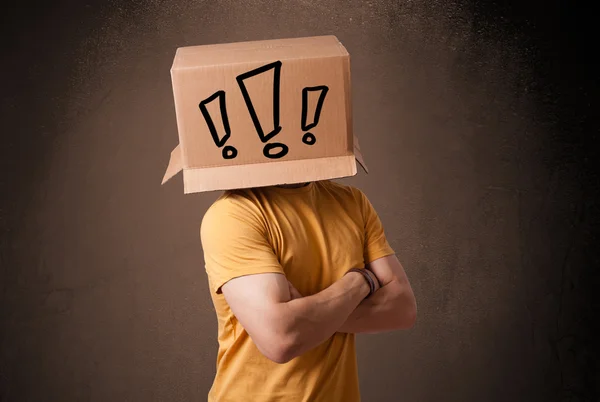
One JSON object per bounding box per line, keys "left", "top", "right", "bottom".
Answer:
{"left": 199, "top": 90, "right": 238, "bottom": 159}
{"left": 236, "top": 61, "right": 288, "bottom": 159}
{"left": 301, "top": 86, "right": 329, "bottom": 146}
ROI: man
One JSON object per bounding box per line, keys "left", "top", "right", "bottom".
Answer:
{"left": 200, "top": 179, "right": 417, "bottom": 402}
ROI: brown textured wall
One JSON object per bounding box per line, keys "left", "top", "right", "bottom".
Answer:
{"left": 1, "top": 1, "right": 596, "bottom": 401}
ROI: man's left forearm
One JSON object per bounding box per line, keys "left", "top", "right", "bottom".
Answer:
{"left": 337, "top": 279, "right": 416, "bottom": 334}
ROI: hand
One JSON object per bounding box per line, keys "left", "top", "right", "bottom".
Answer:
{"left": 287, "top": 281, "right": 303, "bottom": 300}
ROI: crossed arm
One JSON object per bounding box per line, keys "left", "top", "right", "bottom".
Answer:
{"left": 338, "top": 254, "right": 416, "bottom": 334}
{"left": 221, "top": 254, "right": 417, "bottom": 364}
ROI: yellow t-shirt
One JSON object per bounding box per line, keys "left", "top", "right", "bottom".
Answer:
{"left": 200, "top": 180, "right": 395, "bottom": 402}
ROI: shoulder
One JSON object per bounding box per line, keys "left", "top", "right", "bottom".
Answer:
{"left": 317, "top": 180, "right": 367, "bottom": 203}
{"left": 205, "top": 189, "right": 259, "bottom": 214}
{"left": 201, "top": 189, "right": 267, "bottom": 236}
{"left": 317, "top": 181, "right": 379, "bottom": 221}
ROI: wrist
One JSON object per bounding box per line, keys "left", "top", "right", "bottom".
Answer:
{"left": 346, "top": 268, "right": 374, "bottom": 298}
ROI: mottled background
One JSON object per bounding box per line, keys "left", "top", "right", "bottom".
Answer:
{"left": 1, "top": 0, "right": 597, "bottom": 401}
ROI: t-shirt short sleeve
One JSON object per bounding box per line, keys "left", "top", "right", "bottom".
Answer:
{"left": 200, "top": 195, "right": 284, "bottom": 294}
{"left": 356, "top": 189, "right": 396, "bottom": 264}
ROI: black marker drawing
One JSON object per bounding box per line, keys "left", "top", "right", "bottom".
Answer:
{"left": 199, "top": 90, "right": 238, "bottom": 159}
{"left": 236, "top": 61, "right": 288, "bottom": 159}
{"left": 301, "top": 86, "right": 329, "bottom": 146}
{"left": 200, "top": 62, "right": 331, "bottom": 160}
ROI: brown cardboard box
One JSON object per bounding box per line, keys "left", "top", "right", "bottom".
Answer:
{"left": 162, "top": 35, "right": 368, "bottom": 193}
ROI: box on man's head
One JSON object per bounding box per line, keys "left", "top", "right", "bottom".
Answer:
{"left": 162, "top": 35, "right": 369, "bottom": 194}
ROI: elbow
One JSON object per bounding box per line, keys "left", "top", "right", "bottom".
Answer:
{"left": 399, "top": 303, "right": 417, "bottom": 329}
{"left": 265, "top": 342, "right": 296, "bottom": 364}
{"left": 259, "top": 333, "right": 299, "bottom": 364}
{"left": 255, "top": 315, "right": 302, "bottom": 364}
{"left": 394, "top": 294, "right": 417, "bottom": 330}
{"left": 384, "top": 279, "right": 418, "bottom": 330}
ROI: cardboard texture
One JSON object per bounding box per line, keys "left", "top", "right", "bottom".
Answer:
{"left": 162, "top": 35, "right": 368, "bottom": 193}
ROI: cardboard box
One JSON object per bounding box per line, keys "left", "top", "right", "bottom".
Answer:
{"left": 162, "top": 35, "right": 368, "bottom": 193}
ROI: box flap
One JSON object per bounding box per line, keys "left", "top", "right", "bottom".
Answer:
{"left": 353, "top": 135, "right": 369, "bottom": 174}
{"left": 161, "top": 144, "right": 183, "bottom": 185}
{"left": 182, "top": 155, "right": 357, "bottom": 193}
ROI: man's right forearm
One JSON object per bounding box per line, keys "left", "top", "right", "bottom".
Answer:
{"left": 275, "top": 272, "right": 369, "bottom": 362}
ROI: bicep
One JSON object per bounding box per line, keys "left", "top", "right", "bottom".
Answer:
{"left": 367, "top": 254, "right": 410, "bottom": 287}
{"left": 221, "top": 272, "right": 292, "bottom": 349}
{"left": 201, "top": 199, "right": 284, "bottom": 294}
{"left": 364, "top": 255, "right": 417, "bottom": 329}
